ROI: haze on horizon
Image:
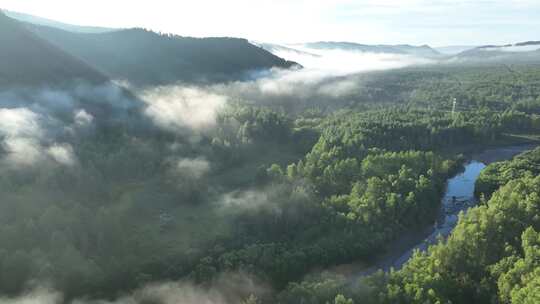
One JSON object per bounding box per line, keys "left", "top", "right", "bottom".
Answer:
{"left": 1, "top": 0, "right": 539, "bottom": 46}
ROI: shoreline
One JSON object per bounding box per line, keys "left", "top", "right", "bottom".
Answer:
{"left": 333, "top": 142, "right": 538, "bottom": 282}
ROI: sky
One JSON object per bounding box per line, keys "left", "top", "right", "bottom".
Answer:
{"left": 1, "top": 0, "right": 539, "bottom": 46}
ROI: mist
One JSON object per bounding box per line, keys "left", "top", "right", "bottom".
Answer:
{"left": 272, "top": 46, "right": 434, "bottom": 76}
{"left": 140, "top": 86, "right": 228, "bottom": 132}
{"left": 1, "top": 273, "right": 266, "bottom": 304}
{"left": 129, "top": 46, "right": 436, "bottom": 124}
{"left": 0, "top": 288, "right": 62, "bottom": 304}
{"left": 0, "top": 107, "right": 77, "bottom": 167}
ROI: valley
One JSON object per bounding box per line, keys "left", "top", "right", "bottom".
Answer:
{"left": 0, "top": 5, "right": 540, "bottom": 304}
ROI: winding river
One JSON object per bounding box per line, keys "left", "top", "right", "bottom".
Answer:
{"left": 348, "top": 144, "right": 536, "bottom": 279}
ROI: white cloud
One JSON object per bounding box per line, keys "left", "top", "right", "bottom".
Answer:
{"left": 3, "top": 274, "right": 265, "bottom": 304}
{"left": 74, "top": 109, "right": 94, "bottom": 127}
{"left": 274, "top": 46, "right": 433, "bottom": 76}
{"left": 317, "top": 79, "right": 359, "bottom": 98}
{"left": 201, "top": 46, "right": 433, "bottom": 103}
{"left": 0, "top": 288, "right": 62, "bottom": 304}
{"left": 47, "top": 144, "right": 77, "bottom": 166}
{"left": 141, "top": 86, "right": 227, "bottom": 132}
{"left": 2, "top": 137, "right": 43, "bottom": 166}
{"left": 0, "top": 108, "right": 77, "bottom": 167}
{"left": 0, "top": 108, "right": 43, "bottom": 139}
{"left": 217, "top": 189, "right": 285, "bottom": 213}
{"left": 0, "top": 108, "right": 45, "bottom": 166}
{"left": 175, "top": 157, "right": 211, "bottom": 179}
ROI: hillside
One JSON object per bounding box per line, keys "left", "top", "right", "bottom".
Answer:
{"left": 25, "top": 24, "right": 299, "bottom": 87}
{"left": 0, "top": 11, "right": 107, "bottom": 87}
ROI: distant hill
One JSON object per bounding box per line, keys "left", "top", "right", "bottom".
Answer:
{"left": 4, "top": 10, "right": 117, "bottom": 33}
{"left": 516, "top": 41, "right": 540, "bottom": 47}
{"left": 392, "top": 44, "right": 441, "bottom": 57}
{"left": 0, "top": 11, "right": 107, "bottom": 87}
{"left": 24, "top": 24, "right": 299, "bottom": 87}
{"left": 456, "top": 41, "right": 540, "bottom": 61}
{"left": 302, "top": 41, "right": 441, "bottom": 57}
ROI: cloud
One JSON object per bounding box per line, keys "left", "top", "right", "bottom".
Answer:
{"left": 316, "top": 78, "right": 360, "bottom": 98}
{"left": 0, "top": 83, "right": 145, "bottom": 168}
{"left": 0, "top": 107, "right": 43, "bottom": 139}
{"left": 0, "top": 107, "right": 77, "bottom": 167}
{"left": 3, "top": 274, "right": 266, "bottom": 304}
{"left": 220, "top": 190, "right": 271, "bottom": 210}
{"left": 217, "top": 187, "right": 294, "bottom": 214}
{"left": 134, "top": 46, "right": 434, "bottom": 123}
{"left": 0, "top": 108, "right": 46, "bottom": 166}
{"left": 101, "top": 273, "right": 267, "bottom": 304}
{"left": 47, "top": 144, "right": 77, "bottom": 166}
{"left": 174, "top": 157, "right": 211, "bottom": 179}
{"left": 141, "top": 86, "right": 228, "bottom": 132}
{"left": 0, "top": 288, "right": 63, "bottom": 304}
{"left": 273, "top": 46, "right": 434, "bottom": 76}
{"left": 2, "top": 137, "right": 44, "bottom": 166}
{"left": 193, "top": 46, "right": 433, "bottom": 109}
{"left": 74, "top": 109, "right": 94, "bottom": 127}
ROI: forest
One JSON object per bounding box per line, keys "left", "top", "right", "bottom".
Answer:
{"left": 1, "top": 64, "right": 540, "bottom": 303}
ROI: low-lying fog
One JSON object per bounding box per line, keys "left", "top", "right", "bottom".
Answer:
{"left": 135, "top": 45, "right": 436, "bottom": 130}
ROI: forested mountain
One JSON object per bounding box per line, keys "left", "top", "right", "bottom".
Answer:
{"left": 303, "top": 42, "right": 441, "bottom": 57}
{"left": 23, "top": 23, "right": 299, "bottom": 87}
{"left": 0, "top": 11, "right": 107, "bottom": 87}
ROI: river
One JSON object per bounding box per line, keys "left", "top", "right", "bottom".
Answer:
{"left": 346, "top": 144, "right": 536, "bottom": 280}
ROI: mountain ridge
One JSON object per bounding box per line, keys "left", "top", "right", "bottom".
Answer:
{"left": 24, "top": 23, "right": 299, "bottom": 87}
{"left": 302, "top": 41, "right": 441, "bottom": 57}
{"left": 456, "top": 40, "right": 540, "bottom": 60}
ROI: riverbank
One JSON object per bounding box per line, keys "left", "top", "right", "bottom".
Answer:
{"left": 331, "top": 143, "right": 538, "bottom": 281}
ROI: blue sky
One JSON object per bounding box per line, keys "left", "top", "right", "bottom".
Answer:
{"left": 1, "top": 0, "right": 539, "bottom": 46}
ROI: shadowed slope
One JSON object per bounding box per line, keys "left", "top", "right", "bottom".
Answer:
{"left": 0, "top": 11, "right": 107, "bottom": 87}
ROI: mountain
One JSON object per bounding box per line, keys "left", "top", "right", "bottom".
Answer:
{"left": 456, "top": 41, "right": 540, "bottom": 60}
{"left": 302, "top": 41, "right": 441, "bottom": 57}
{"left": 515, "top": 41, "right": 540, "bottom": 47}
{"left": 4, "top": 10, "right": 117, "bottom": 33}
{"left": 392, "top": 44, "right": 441, "bottom": 57}
{"left": 0, "top": 11, "right": 107, "bottom": 87}
{"left": 24, "top": 24, "right": 299, "bottom": 87}
{"left": 304, "top": 42, "right": 405, "bottom": 54}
